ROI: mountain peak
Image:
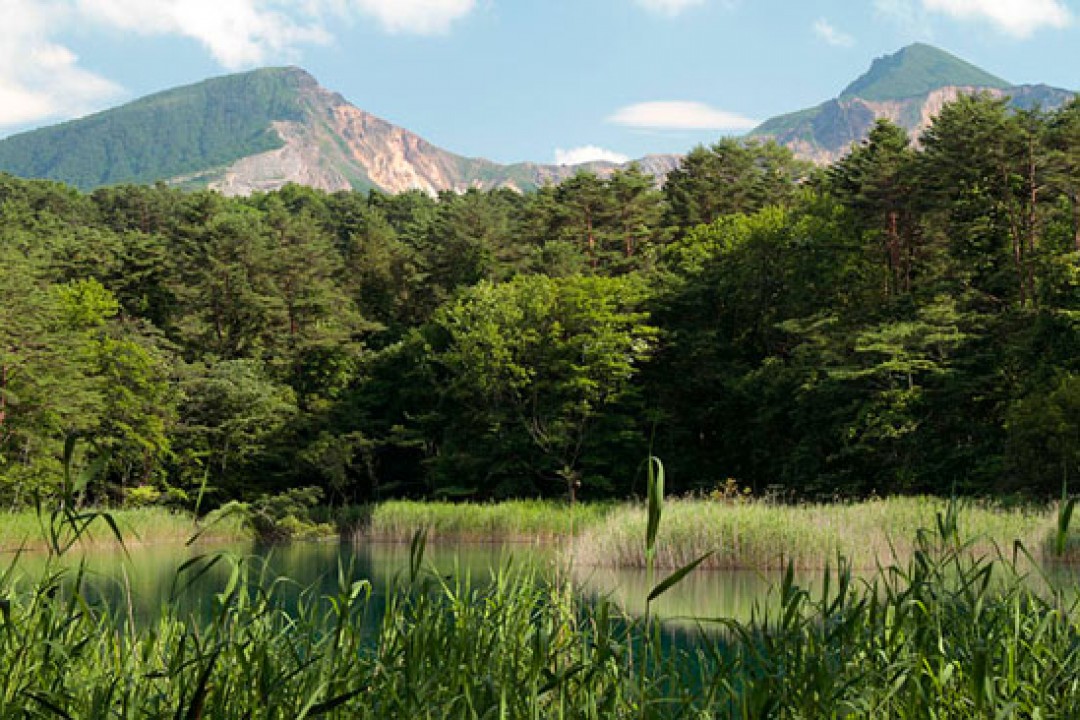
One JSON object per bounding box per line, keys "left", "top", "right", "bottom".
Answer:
{"left": 839, "top": 43, "right": 1010, "bottom": 102}
{"left": 751, "top": 43, "right": 1071, "bottom": 165}
{"left": 0, "top": 66, "right": 680, "bottom": 195}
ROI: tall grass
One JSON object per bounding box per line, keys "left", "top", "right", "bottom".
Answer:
{"left": 572, "top": 496, "right": 1057, "bottom": 570}
{"left": 0, "top": 506, "right": 250, "bottom": 552}
{"left": 715, "top": 526, "right": 1080, "bottom": 717}
{"left": 10, "top": 496, "right": 1072, "bottom": 574}
{"left": 361, "top": 499, "right": 617, "bottom": 543}
{"left": 0, "top": 530, "right": 673, "bottom": 718}
{"left": 336, "top": 496, "right": 1077, "bottom": 571}
{"left": 2, "top": 494, "right": 1080, "bottom": 716}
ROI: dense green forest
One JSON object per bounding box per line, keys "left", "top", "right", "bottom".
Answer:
{"left": 1, "top": 93, "right": 1077, "bottom": 510}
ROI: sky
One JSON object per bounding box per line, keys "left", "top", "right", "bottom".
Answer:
{"left": 2, "top": 0, "right": 1078, "bottom": 165}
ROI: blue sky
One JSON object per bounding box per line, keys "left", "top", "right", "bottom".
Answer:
{"left": 3, "top": 0, "right": 1078, "bottom": 165}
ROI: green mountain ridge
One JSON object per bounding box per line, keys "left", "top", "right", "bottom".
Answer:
{"left": 0, "top": 68, "right": 310, "bottom": 190}
{"left": 0, "top": 68, "right": 680, "bottom": 195}
{"left": 752, "top": 43, "right": 1074, "bottom": 164}
{"left": 839, "top": 43, "right": 1010, "bottom": 102}
{"left": 0, "top": 44, "right": 1071, "bottom": 191}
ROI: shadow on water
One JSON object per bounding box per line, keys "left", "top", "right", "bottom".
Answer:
{"left": 3, "top": 539, "right": 562, "bottom": 628}
{"left": 8, "top": 537, "right": 1076, "bottom": 637}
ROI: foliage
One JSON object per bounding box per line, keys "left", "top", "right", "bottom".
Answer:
{"left": 0, "top": 90, "right": 1078, "bottom": 505}
{"left": 3, "top": 489, "right": 1080, "bottom": 717}
{"left": 210, "top": 487, "right": 334, "bottom": 542}
{"left": 663, "top": 139, "right": 811, "bottom": 228}
{"left": 423, "top": 274, "right": 657, "bottom": 498}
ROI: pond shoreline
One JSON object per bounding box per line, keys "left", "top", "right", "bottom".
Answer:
{"left": 3, "top": 497, "right": 1075, "bottom": 569}
{"left": 3, "top": 514, "right": 1079, "bottom": 717}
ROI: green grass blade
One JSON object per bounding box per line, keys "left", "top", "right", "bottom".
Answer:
{"left": 648, "top": 552, "right": 713, "bottom": 603}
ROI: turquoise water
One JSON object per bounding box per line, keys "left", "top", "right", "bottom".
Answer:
{"left": 1, "top": 538, "right": 801, "bottom": 627}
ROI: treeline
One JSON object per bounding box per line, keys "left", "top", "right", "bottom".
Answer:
{"left": 1, "top": 93, "right": 1077, "bottom": 508}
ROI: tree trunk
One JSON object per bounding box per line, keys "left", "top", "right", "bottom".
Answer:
{"left": 1027, "top": 142, "right": 1039, "bottom": 305}
{"left": 0, "top": 362, "right": 7, "bottom": 431}
{"left": 1073, "top": 193, "right": 1080, "bottom": 252}
{"left": 886, "top": 210, "right": 901, "bottom": 296}
{"left": 586, "top": 211, "right": 597, "bottom": 269}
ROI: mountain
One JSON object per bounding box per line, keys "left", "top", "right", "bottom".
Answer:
{"left": 0, "top": 67, "right": 680, "bottom": 195}
{"left": 752, "top": 43, "right": 1074, "bottom": 164}
{"left": 2, "top": 46, "right": 1071, "bottom": 192}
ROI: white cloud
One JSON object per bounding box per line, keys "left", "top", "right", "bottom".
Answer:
{"left": 636, "top": 0, "right": 706, "bottom": 16}
{"left": 609, "top": 101, "right": 758, "bottom": 131}
{"left": 71, "top": 0, "right": 480, "bottom": 64}
{"left": 874, "top": 0, "right": 931, "bottom": 31}
{"left": 0, "top": 0, "right": 482, "bottom": 131}
{"left": 75, "top": 0, "right": 331, "bottom": 69}
{"left": 75, "top": 0, "right": 480, "bottom": 53}
{"left": 877, "top": 0, "right": 1070, "bottom": 37}
{"left": 347, "top": 0, "right": 476, "bottom": 35}
{"left": 554, "top": 146, "right": 630, "bottom": 166}
{"left": 0, "top": 0, "right": 121, "bottom": 128}
{"left": 924, "top": 0, "right": 1070, "bottom": 37}
{"left": 813, "top": 18, "right": 855, "bottom": 47}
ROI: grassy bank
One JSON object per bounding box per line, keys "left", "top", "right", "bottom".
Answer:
{"left": 341, "top": 496, "right": 1068, "bottom": 570}
{"left": 2, "top": 496, "right": 1073, "bottom": 572}
{"left": 0, "top": 507, "right": 250, "bottom": 552}
{"left": 2, "top": 517, "right": 1079, "bottom": 717}
{"left": 571, "top": 496, "right": 1063, "bottom": 570}
{"left": 350, "top": 499, "right": 617, "bottom": 543}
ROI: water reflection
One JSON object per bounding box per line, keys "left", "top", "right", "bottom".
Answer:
{"left": 575, "top": 565, "right": 807, "bottom": 624}
{"left": 1, "top": 538, "right": 825, "bottom": 628}
{"left": 1, "top": 541, "right": 549, "bottom": 621}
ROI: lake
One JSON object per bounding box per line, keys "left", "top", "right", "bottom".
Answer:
{"left": 1, "top": 537, "right": 804, "bottom": 628}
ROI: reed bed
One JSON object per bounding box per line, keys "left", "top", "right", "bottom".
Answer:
{"left": 0, "top": 506, "right": 250, "bottom": 552}
{"left": 363, "top": 499, "right": 616, "bottom": 543}
{"left": 571, "top": 496, "right": 1055, "bottom": 570}
{"left": 4, "top": 497, "right": 1071, "bottom": 574}
{"left": 0, "top": 542, "right": 676, "bottom": 719}
{"left": 2, "top": 509, "right": 1080, "bottom": 717}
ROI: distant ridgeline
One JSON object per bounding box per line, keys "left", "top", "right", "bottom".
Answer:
{"left": 750, "top": 43, "right": 1074, "bottom": 164}
{"left": 0, "top": 69, "right": 307, "bottom": 190}
{"left": 0, "top": 67, "right": 679, "bottom": 196}
{"left": 0, "top": 43, "right": 1072, "bottom": 196}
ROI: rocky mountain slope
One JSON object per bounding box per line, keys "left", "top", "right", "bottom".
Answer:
{"left": 0, "top": 67, "right": 679, "bottom": 195}
{"left": 0, "top": 45, "right": 1071, "bottom": 193}
{"left": 751, "top": 43, "right": 1074, "bottom": 164}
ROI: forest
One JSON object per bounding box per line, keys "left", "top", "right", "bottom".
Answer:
{"left": 1, "top": 92, "right": 1078, "bottom": 511}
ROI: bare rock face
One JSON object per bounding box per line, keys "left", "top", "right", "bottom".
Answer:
{"left": 0, "top": 47, "right": 1070, "bottom": 194}
{"left": 211, "top": 121, "right": 353, "bottom": 196}
{"left": 754, "top": 84, "right": 1072, "bottom": 166}
{"left": 751, "top": 44, "right": 1074, "bottom": 164}
{"left": 205, "top": 70, "right": 681, "bottom": 196}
